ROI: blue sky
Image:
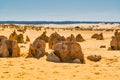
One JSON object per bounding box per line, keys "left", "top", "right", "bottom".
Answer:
{"left": 0, "top": 0, "right": 120, "bottom": 21}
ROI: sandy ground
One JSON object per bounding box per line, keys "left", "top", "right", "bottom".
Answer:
{"left": 0, "top": 24, "right": 120, "bottom": 80}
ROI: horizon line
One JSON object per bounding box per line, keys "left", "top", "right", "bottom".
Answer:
{"left": 0, "top": 20, "right": 120, "bottom": 22}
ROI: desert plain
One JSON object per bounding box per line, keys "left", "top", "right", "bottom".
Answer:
{"left": 0, "top": 23, "right": 120, "bottom": 80}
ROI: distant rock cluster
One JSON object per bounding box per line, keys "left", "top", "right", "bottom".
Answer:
{"left": 48, "top": 32, "right": 85, "bottom": 49}
{"left": 9, "top": 30, "right": 30, "bottom": 43}
{"left": 0, "top": 25, "right": 110, "bottom": 64}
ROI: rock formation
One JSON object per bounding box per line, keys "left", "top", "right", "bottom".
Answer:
{"left": 36, "top": 31, "right": 49, "bottom": 43}
{"left": 0, "top": 35, "right": 7, "bottom": 41}
{"left": 27, "top": 39, "right": 48, "bottom": 58}
{"left": 0, "top": 39, "right": 9, "bottom": 57}
{"left": 46, "top": 51, "right": 60, "bottom": 62}
{"left": 114, "top": 30, "right": 119, "bottom": 37}
{"left": 91, "top": 33, "right": 99, "bottom": 39}
{"left": 100, "top": 45, "right": 106, "bottom": 48}
{"left": 9, "top": 30, "right": 17, "bottom": 41}
{"left": 91, "top": 33, "right": 104, "bottom": 40}
{"left": 0, "top": 36, "right": 20, "bottom": 57}
{"left": 110, "top": 36, "right": 118, "bottom": 50}
{"left": 47, "top": 42, "right": 85, "bottom": 63}
{"left": 66, "top": 34, "right": 76, "bottom": 42}
{"left": 17, "top": 34, "right": 24, "bottom": 43}
{"left": 96, "top": 33, "right": 104, "bottom": 40}
{"left": 72, "top": 59, "right": 81, "bottom": 63}
{"left": 76, "top": 34, "right": 85, "bottom": 42}
{"left": 49, "top": 32, "right": 65, "bottom": 49}
{"left": 110, "top": 30, "right": 120, "bottom": 50}
{"left": 87, "top": 55, "right": 101, "bottom": 62}
{"left": 6, "top": 40, "right": 20, "bottom": 57}
{"left": 26, "top": 35, "right": 30, "bottom": 42}
{"left": 9, "top": 30, "right": 24, "bottom": 43}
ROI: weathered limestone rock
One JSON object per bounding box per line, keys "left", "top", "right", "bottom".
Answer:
{"left": 33, "top": 39, "right": 46, "bottom": 50}
{"left": 110, "top": 36, "right": 118, "bottom": 50}
{"left": 114, "top": 30, "right": 119, "bottom": 37}
{"left": 9, "top": 30, "right": 17, "bottom": 41}
{"left": 96, "top": 33, "right": 104, "bottom": 40}
{"left": 27, "top": 39, "right": 47, "bottom": 58}
{"left": 0, "top": 39, "right": 9, "bottom": 57}
{"left": 36, "top": 31, "right": 49, "bottom": 42}
{"left": 9, "top": 30, "right": 25, "bottom": 43}
{"left": 91, "top": 33, "right": 104, "bottom": 40}
{"left": 0, "top": 36, "right": 20, "bottom": 57}
{"left": 17, "top": 34, "right": 24, "bottom": 43}
{"left": 87, "top": 55, "right": 101, "bottom": 62}
{"left": 91, "top": 33, "right": 99, "bottom": 39}
{"left": 72, "top": 59, "right": 81, "bottom": 63}
{"left": 12, "top": 40, "right": 20, "bottom": 57}
{"left": 0, "top": 36, "right": 7, "bottom": 40}
{"left": 26, "top": 35, "right": 30, "bottom": 42}
{"left": 100, "top": 45, "right": 106, "bottom": 48}
{"left": 76, "top": 34, "right": 85, "bottom": 42}
{"left": 5, "top": 40, "right": 20, "bottom": 57}
{"left": 66, "top": 34, "right": 76, "bottom": 42}
{"left": 49, "top": 32, "right": 65, "bottom": 49}
{"left": 112, "top": 30, "right": 120, "bottom": 50}
{"left": 46, "top": 51, "right": 60, "bottom": 62}
{"left": 51, "top": 42, "right": 85, "bottom": 63}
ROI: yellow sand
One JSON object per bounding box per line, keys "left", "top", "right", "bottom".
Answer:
{"left": 0, "top": 24, "right": 120, "bottom": 80}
